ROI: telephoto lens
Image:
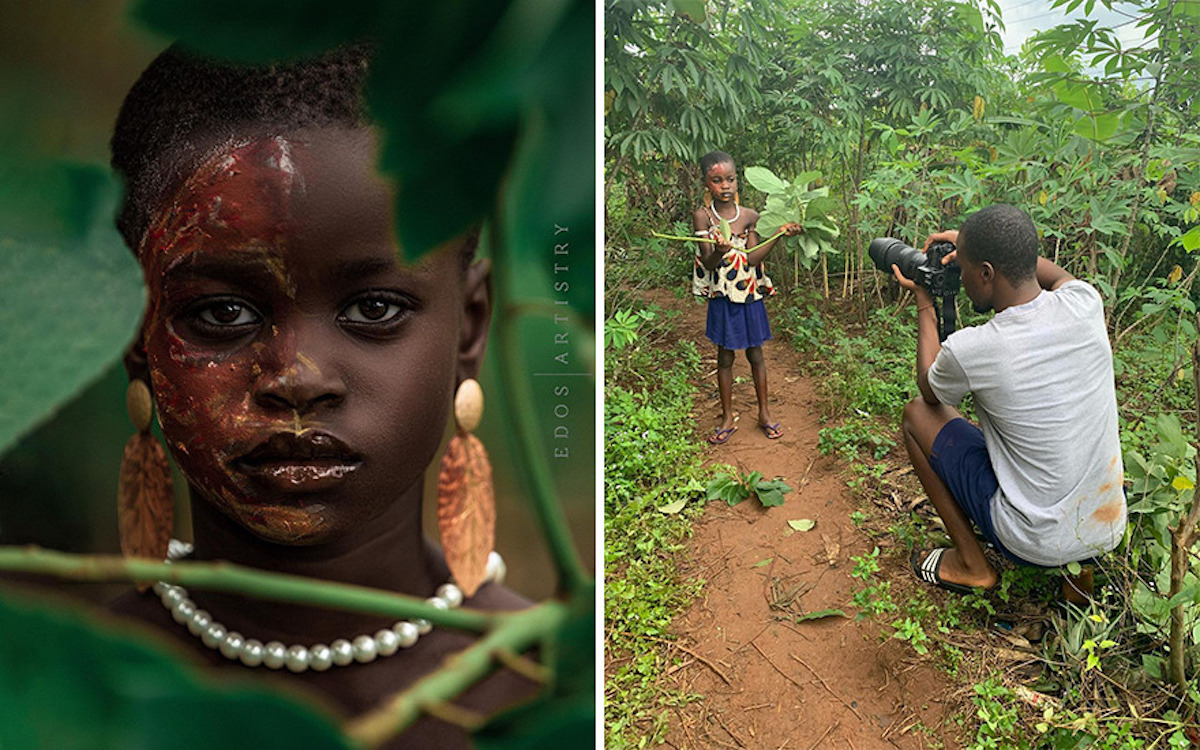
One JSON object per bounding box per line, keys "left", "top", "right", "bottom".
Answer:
{"left": 868, "top": 238, "right": 927, "bottom": 282}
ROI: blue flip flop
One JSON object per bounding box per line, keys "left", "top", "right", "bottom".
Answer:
{"left": 708, "top": 426, "right": 737, "bottom": 445}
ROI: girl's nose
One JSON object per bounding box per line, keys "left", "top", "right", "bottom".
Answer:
{"left": 253, "top": 325, "right": 346, "bottom": 414}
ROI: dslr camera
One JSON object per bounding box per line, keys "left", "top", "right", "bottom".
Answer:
{"left": 868, "top": 237, "right": 960, "bottom": 341}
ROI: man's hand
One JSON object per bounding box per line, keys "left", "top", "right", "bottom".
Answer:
{"left": 893, "top": 264, "right": 934, "bottom": 306}
{"left": 923, "top": 230, "right": 960, "bottom": 266}
{"left": 781, "top": 222, "right": 803, "bottom": 236}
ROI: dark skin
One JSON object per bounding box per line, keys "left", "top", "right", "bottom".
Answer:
{"left": 895, "top": 229, "right": 1075, "bottom": 590}
{"left": 691, "top": 160, "right": 800, "bottom": 440}
{"left": 111, "top": 126, "right": 535, "bottom": 748}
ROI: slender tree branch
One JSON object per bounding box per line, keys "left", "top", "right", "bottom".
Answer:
{"left": 0, "top": 547, "right": 493, "bottom": 632}
{"left": 345, "top": 600, "right": 566, "bottom": 746}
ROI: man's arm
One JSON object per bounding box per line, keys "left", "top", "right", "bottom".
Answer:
{"left": 1036, "top": 256, "right": 1074, "bottom": 291}
{"left": 893, "top": 266, "right": 942, "bottom": 405}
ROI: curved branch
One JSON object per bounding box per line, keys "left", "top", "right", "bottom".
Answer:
{"left": 0, "top": 547, "right": 493, "bottom": 632}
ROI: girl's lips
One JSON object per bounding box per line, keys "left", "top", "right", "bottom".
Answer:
{"left": 236, "top": 460, "right": 360, "bottom": 493}
{"left": 233, "top": 431, "right": 362, "bottom": 493}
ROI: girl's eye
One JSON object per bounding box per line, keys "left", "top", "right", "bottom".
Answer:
{"left": 198, "top": 301, "right": 259, "bottom": 327}
{"left": 340, "top": 295, "right": 409, "bottom": 325}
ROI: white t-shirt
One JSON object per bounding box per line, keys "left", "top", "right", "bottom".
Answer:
{"left": 927, "top": 280, "right": 1125, "bottom": 566}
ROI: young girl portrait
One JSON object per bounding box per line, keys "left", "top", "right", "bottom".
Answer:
{"left": 0, "top": 5, "right": 593, "bottom": 749}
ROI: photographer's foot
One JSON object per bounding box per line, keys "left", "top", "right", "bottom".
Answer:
{"left": 912, "top": 547, "right": 997, "bottom": 592}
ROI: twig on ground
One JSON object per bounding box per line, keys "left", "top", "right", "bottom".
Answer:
{"left": 751, "top": 641, "right": 806, "bottom": 691}
{"left": 807, "top": 720, "right": 840, "bottom": 750}
{"left": 790, "top": 653, "right": 864, "bottom": 721}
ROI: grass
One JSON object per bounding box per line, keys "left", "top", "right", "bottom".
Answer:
{"left": 604, "top": 313, "right": 710, "bottom": 748}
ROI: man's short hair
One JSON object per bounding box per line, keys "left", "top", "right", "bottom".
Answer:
{"left": 959, "top": 204, "right": 1039, "bottom": 282}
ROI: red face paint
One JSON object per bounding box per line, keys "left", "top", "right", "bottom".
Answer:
{"left": 139, "top": 129, "right": 470, "bottom": 545}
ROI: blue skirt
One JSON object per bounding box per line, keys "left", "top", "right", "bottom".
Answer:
{"left": 706, "top": 296, "right": 772, "bottom": 350}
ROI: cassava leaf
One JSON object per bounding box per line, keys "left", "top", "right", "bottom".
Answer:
{"left": 743, "top": 165, "right": 788, "bottom": 196}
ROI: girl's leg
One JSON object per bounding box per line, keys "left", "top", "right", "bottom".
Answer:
{"left": 716, "top": 346, "right": 735, "bottom": 431}
{"left": 746, "top": 346, "right": 778, "bottom": 436}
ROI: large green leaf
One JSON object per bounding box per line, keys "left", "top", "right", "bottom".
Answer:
{"left": 743, "top": 165, "right": 788, "bottom": 196}
{"left": 0, "top": 588, "right": 352, "bottom": 750}
{"left": 0, "top": 167, "right": 144, "bottom": 456}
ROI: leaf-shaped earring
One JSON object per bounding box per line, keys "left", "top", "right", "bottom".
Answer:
{"left": 118, "top": 379, "right": 174, "bottom": 590}
{"left": 436, "top": 378, "right": 496, "bottom": 597}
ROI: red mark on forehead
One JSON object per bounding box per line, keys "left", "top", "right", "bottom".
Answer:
{"left": 139, "top": 136, "right": 300, "bottom": 269}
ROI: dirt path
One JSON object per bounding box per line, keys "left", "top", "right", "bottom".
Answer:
{"left": 656, "top": 291, "right": 961, "bottom": 749}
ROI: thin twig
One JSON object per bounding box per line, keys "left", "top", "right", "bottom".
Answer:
{"left": 807, "top": 720, "right": 840, "bottom": 750}
{"left": 750, "top": 641, "right": 806, "bottom": 690}
{"left": 790, "top": 654, "right": 864, "bottom": 721}
{"left": 419, "top": 700, "right": 485, "bottom": 731}
{"left": 346, "top": 601, "right": 567, "bottom": 745}
{"left": 493, "top": 648, "right": 551, "bottom": 684}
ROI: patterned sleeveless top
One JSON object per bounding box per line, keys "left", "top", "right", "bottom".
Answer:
{"left": 691, "top": 207, "right": 776, "bottom": 303}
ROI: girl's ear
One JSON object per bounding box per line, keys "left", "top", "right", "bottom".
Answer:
{"left": 458, "top": 258, "right": 492, "bottom": 381}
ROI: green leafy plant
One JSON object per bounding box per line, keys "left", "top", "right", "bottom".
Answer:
{"left": 705, "top": 469, "right": 793, "bottom": 508}
{"left": 743, "top": 165, "right": 841, "bottom": 266}
{"left": 604, "top": 309, "right": 656, "bottom": 351}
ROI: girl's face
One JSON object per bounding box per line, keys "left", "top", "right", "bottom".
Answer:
{"left": 138, "top": 127, "right": 487, "bottom": 545}
{"left": 704, "top": 161, "right": 737, "bottom": 205}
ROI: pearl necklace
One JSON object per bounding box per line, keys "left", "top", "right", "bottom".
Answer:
{"left": 708, "top": 202, "right": 740, "bottom": 226}
{"left": 153, "top": 539, "right": 506, "bottom": 673}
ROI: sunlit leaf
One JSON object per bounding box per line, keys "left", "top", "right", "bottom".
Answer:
{"left": 788, "top": 519, "right": 815, "bottom": 532}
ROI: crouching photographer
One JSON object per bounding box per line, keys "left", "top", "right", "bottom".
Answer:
{"left": 887, "top": 204, "right": 1125, "bottom": 600}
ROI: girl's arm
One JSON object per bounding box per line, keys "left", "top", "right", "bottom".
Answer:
{"left": 693, "top": 207, "right": 726, "bottom": 271}
{"left": 746, "top": 213, "right": 801, "bottom": 266}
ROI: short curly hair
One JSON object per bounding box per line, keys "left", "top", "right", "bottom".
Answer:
{"left": 959, "top": 204, "right": 1039, "bottom": 283}
{"left": 110, "top": 43, "right": 372, "bottom": 252}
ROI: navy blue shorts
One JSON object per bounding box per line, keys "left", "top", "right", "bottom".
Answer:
{"left": 706, "top": 296, "right": 772, "bottom": 351}
{"left": 928, "top": 418, "right": 1026, "bottom": 564}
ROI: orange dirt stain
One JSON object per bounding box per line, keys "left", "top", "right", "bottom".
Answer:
{"left": 1091, "top": 500, "right": 1123, "bottom": 524}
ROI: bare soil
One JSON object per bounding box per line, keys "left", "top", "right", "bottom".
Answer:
{"left": 654, "top": 290, "right": 964, "bottom": 750}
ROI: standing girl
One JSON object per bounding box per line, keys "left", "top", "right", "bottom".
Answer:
{"left": 692, "top": 151, "right": 798, "bottom": 445}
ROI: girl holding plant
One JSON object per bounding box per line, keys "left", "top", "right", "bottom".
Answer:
{"left": 691, "top": 150, "right": 800, "bottom": 445}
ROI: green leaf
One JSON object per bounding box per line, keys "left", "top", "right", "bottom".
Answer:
{"left": 752, "top": 557, "right": 773, "bottom": 568}
{"left": 1072, "top": 112, "right": 1120, "bottom": 143}
{"left": 0, "top": 587, "right": 351, "bottom": 749}
{"left": 1142, "top": 654, "right": 1165, "bottom": 679}
{"left": 743, "top": 165, "right": 788, "bottom": 196}
{"left": 793, "top": 609, "right": 846, "bottom": 623}
{"left": 706, "top": 474, "right": 749, "bottom": 506}
{"left": 755, "top": 478, "right": 792, "bottom": 508}
{"left": 788, "top": 519, "right": 815, "bottom": 532}
{"left": 1066, "top": 561, "right": 1083, "bottom": 576}
{"left": 1053, "top": 80, "right": 1101, "bottom": 112}
{"left": 672, "top": 0, "right": 707, "bottom": 22}
{"left": 657, "top": 498, "right": 688, "bottom": 514}
{"left": 0, "top": 168, "right": 144, "bottom": 456}
{"left": 1174, "top": 226, "right": 1200, "bottom": 252}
